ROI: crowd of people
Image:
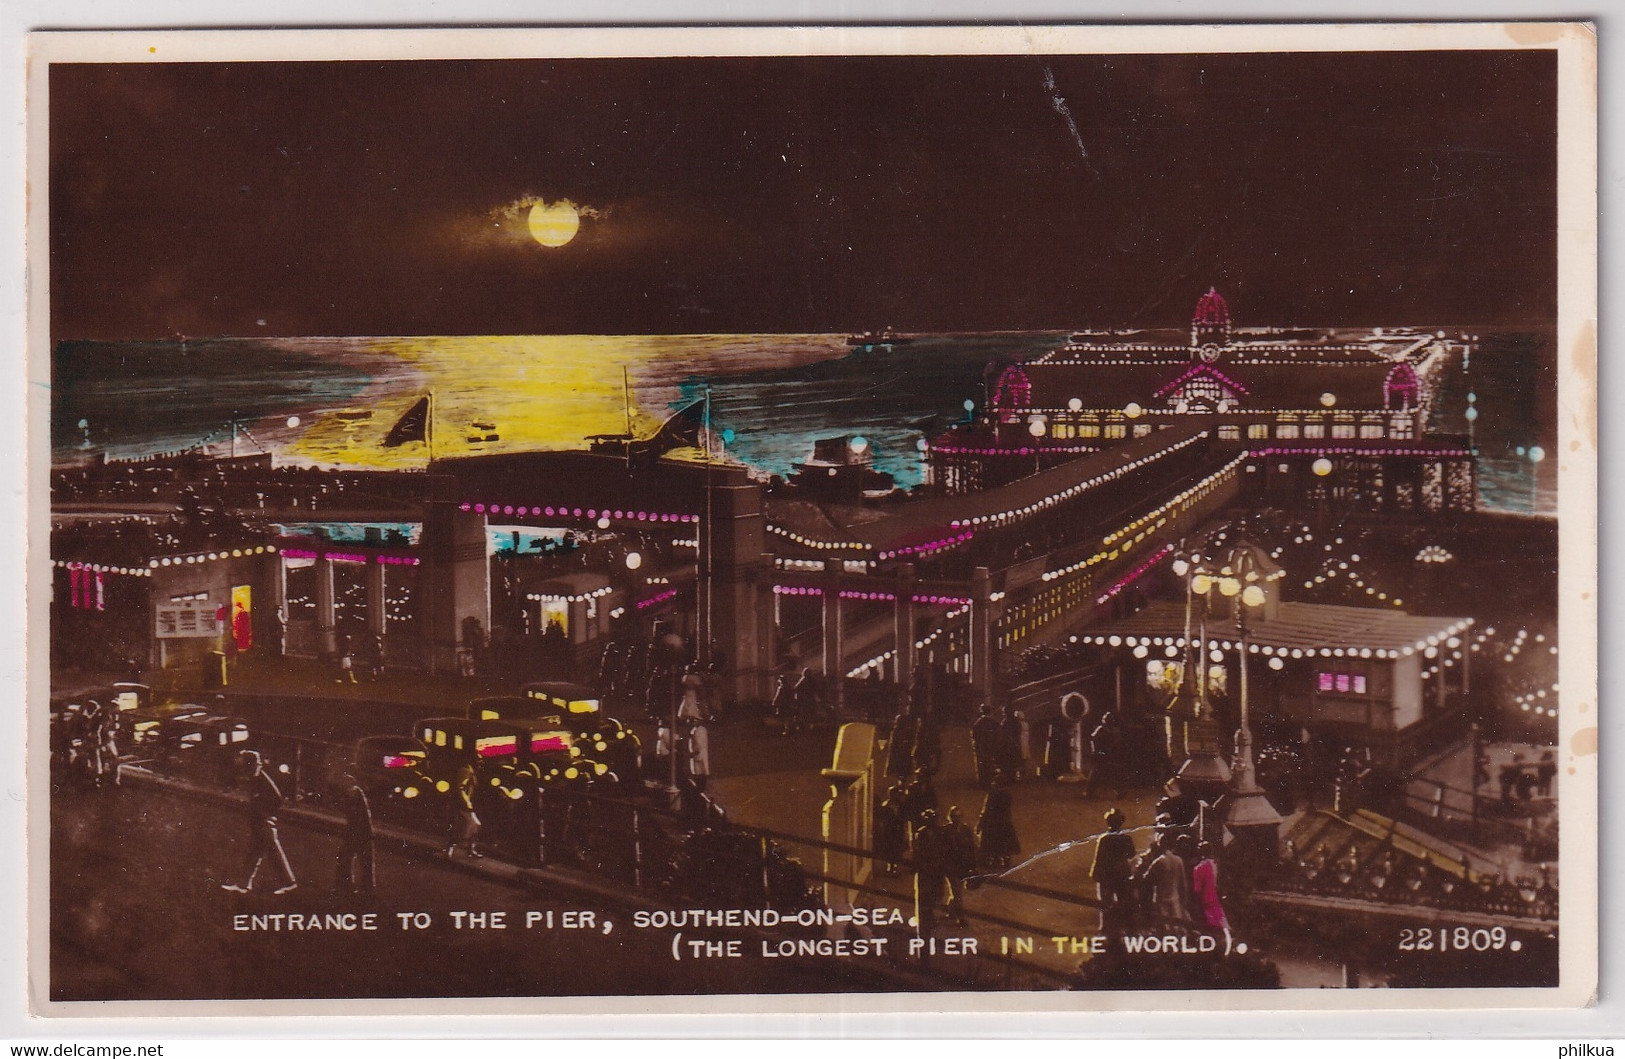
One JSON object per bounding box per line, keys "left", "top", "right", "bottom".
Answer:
{"left": 1088, "top": 807, "right": 1231, "bottom": 941}
{"left": 50, "top": 698, "right": 123, "bottom": 790}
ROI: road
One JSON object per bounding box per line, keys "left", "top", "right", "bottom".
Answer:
{"left": 48, "top": 775, "right": 901, "bottom": 1002}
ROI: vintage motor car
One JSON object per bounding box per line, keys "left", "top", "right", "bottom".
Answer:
{"left": 518, "top": 683, "right": 642, "bottom": 781}
{"left": 153, "top": 714, "right": 253, "bottom": 788}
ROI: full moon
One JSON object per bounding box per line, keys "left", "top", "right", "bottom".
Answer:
{"left": 527, "top": 200, "right": 580, "bottom": 247}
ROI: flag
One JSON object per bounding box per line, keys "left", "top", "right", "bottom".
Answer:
{"left": 384, "top": 395, "right": 430, "bottom": 447}
{"left": 644, "top": 398, "right": 706, "bottom": 456}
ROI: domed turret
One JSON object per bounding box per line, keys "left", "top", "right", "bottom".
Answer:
{"left": 1191, "top": 287, "right": 1231, "bottom": 349}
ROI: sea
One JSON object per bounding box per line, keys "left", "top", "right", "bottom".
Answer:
{"left": 49, "top": 330, "right": 1557, "bottom": 516}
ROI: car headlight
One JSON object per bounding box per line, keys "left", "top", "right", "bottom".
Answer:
{"left": 490, "top": 776, "right": 502, "bottom": 786}
{"left": 435, "top": 779, "right": 450, "bottom": 793}
{"left": 403, "top": 786, "right": 419, "bottom": 799}
{"left": 507, "top": 787, "right": 524, "bottom": 800}
{"left": 593, "top": 762, "right": 607, "bottom": 776}
{"left": 595, "top": 741, "right": 607, "bottom": 753}
{"left": 565, "top": 767, "right": 579, "bottom": 780}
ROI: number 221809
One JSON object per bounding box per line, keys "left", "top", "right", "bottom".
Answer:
{"left": 1398, "top": 926, "right": 1513, "bottom": 952}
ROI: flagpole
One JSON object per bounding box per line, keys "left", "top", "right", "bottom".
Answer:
{"left": 623, "top": 367, "right": 632, "bottom": 470}
{"left": 702, "top": 386, "right": 712, "bottom": 670}
{"left": 427, "top": 392, "right": 434, "bottom": 464}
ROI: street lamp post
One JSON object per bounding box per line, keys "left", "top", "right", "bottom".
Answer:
{"left": 1168, "top": 546, "right": 1231, "bottom": 801}
{"left": 1217, "top": 547, "right": 1283, "bottom": 866}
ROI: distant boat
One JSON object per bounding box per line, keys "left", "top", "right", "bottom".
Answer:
{"left": 846, "top": 327, "right": 914, "bottom": 348}
{"left": 334, "top": 409, "right": 374, "bottom": 422}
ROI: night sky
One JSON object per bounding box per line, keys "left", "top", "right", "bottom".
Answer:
{"left": 49, "top": 49, "right": 1557, "bottom": 340}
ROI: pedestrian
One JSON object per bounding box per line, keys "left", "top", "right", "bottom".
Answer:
{"left": 910, "top": 809, "right": 947, "bottom": 940}
{"left": 598, "top": 640, "right": 623, "bottom": 697}
{"left": 996, "top": 706, "right": 1025, "bottom": 782}
{"left": 336, "top": 634, "right": 357, "bottom": 684}
{"left": 685, "top": 717, "right": 712, "bottom": 794}
{"left": 976, "top": 771, "right": 1020, "bottom": 871}
{"left": 771, "top": 672, "right": 797, "bottom": 735}
{"left": 1536, "top": 750, "right": 1557, "bottom": 798}
{"left": 885, "top": 708, "right": 916, "bottom": 777}
{"left": 333, "top": 771, "right": 375, "bottom": 896}
{"left": 1134, "top": 830, "right": 1190, "bottom": 925}
{"left": 222, "top": 750, "right": 298, "bottom": 895}
{"left": 874, "top": 781, "right": 908, "bottom": 875}
{"left": 511, "top": 763, "right": 547, "bottom": 867}
{"left": 446, "top": 763, "right": 483, "bottom": 858}
{"left": 969, "top": 705, "right": 999, "bottom": 788}
{"left": 679, "top": 666, "right": 705, "bottom": 723}
{"left": 912, "top": 710, "right": 943, "bottom": 775}
{"left": 81, "top": 701, "right": 110, "bottom": 788}
{"left": 653, "top": 719, "right": 674, "bottom": 784}
{"left": 793, "top": 667, "right": 821, "bottom": 728}
{"left": 941, "top": 806, "right": 977, "bottom": 926}
{"left": 1498, "top": 757, "right": 1522, "bottom": 805}
{"left": 366, "top": 631, "right": 385, "bottom": 682}
{"left": 1190, "top": 840, "right": 1230, "bottom": 943}
{"left": 95, "top": 705, "right": 121, "bottom": 789}
{"left": 1089, "top": 808, "right": 1137, "bottom": 911}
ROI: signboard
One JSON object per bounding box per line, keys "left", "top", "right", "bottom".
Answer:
{"left": 154, "top": 602, "right": 221, "bottom": 639}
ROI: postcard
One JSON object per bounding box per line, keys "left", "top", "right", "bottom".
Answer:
{"left": 28, "top": 22, "right": 1598, "bottom": 1018}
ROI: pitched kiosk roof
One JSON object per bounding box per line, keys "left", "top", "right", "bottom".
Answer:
{"left": 1024, "top": 359, "right": 1399, "bottom": 413}
{"left": 1085, "top": 600, "right": 1473, "bottom": 656}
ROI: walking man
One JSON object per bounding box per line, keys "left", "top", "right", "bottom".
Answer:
{"left": 223, "top": 750, "right": 298, "bottom": 895}
{"left": 1090, "top": 808, "right": 1138, "bottom": 917}
{"left": 333, "top": 771, "right": 375, "bottom": 896}
{"left": 969, "top": 705, "right": 999, "bottom": 788}
{"left": 941, "top": 806, "right": 977, "bottom": 927}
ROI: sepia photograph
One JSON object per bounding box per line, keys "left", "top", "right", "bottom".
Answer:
{"left": 29, "top": 23, "right": 1598, "bottom": 1016}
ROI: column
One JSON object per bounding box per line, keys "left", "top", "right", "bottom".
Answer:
{"left": 270, "top": 551, "right": 288, "bottom": 655}
{"left": 970, "top": 566, "right": 993, "bottom": 701}
{"left": 314, "top": 555, "right": 337, "bottom": 659}
{"left": 822, "top": 568, "right": 844, "bottom": 715}
{"left": 420, "top": 478, "right": 491, "bottom": 675}
{"left": 366, "top": 560, "right": 386, "bottom": 637}
{"left": 894, "top": 563, "right": 916, "bottom": 693}
{"left": 707, "top": 482, "right": 768, "bottom": 703}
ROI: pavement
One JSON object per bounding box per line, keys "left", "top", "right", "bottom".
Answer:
{"left": 47, "top": 768, "right": 917, "bottom": 1002}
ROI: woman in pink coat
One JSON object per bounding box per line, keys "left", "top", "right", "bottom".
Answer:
{"left": 1190, "top": 841, "right": 1230, "bottom": 942}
